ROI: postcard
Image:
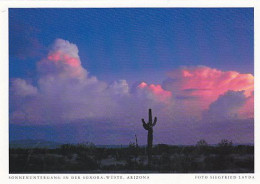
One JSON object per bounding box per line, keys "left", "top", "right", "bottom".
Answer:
{"left": 0, "top": 0, "right": 259, "bottom": 184}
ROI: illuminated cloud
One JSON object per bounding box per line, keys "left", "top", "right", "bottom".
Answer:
{"left": 9, "top": 39, "right": 254, "bottom": 144}
{"left": 10, "top": 39, "right": 163, "bottom": 124}
{"left": 137, "top": 82, "right": 172, "bottom": 103}
{"left": 10, "top": 45, "right": 254, "bottom": 124}
{"left": 37, "top": 39, "right": 87, "bottom": 79}
{"left": 237, "top": 92, "right": 254, "bottom": 119}
{"left": 162, "top": 66, "right": 254, "bottom": 112}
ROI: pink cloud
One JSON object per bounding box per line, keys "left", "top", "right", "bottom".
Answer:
{"left": 47, "top": 51, "right": 80, "bottom": 67}
{"left": 9, "top": 38, "right": 254, "bottom": 144}
{"left": 163, "top": 66, "right": 254, "bottom": 110}
{"left": 238, "top": 92, "right": 254, "bottom": 119}
{"left": 38, "top": 39, "right": 87, "bottom": 79}
{"left": 137, "top": 82, "right": 172, "bottom": 103}
{"left": 10, "top": 39, "right": 253, "bottom": 126}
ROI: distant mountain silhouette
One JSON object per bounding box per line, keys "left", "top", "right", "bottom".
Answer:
{"left": 9, "top": 139, "right": 131, "bottom": 149}
{"left": 9, "top": 139, "right": 62, "bottom": 149}
{"left": 9, "top": 139, "right": 253, "bottom": 149}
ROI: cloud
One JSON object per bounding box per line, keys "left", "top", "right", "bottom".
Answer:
{"left": 237, "top": 91, "right": 254, "bottom": 119}
{"left": 9, "top": 39, "right": 254, "bottom": 144}
{"left": 10, "top": 39, "right": 167, "bottom": 125}
{"left": 10, "top": 78, "right": 37, "bottom": 97}
{"left": 109, "top": 80, "right": 129, "bottom": 96}
{"left": 162, "top": 66, "right": 254, "bottom": 117}
{"left": 10, "top": 39, "right": 103, "bottom": 123}
{"left": 137, "top": 82, "right": 172, "bottom": 104}
{"left": 163, "top": 66, "right": 253, "bottom": 98}
{"left": 37, "top": 39, "right": 87, "bottom": 79}
{"left": 203, "top": 90, "right": 247, "bottom": 121}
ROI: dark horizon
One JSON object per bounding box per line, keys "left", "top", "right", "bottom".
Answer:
{"left": 9, "top": 138, "right": 254, "bottom": 147}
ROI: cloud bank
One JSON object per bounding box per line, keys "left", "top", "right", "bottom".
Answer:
{"left": 10, "top": 39, "right": 254, "bottom": 144}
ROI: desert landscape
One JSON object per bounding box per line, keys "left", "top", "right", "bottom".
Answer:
{"left": 9, "top": 140, "right": 253, "bottom": 173}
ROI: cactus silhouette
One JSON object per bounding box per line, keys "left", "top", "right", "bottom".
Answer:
{"left": 142, "top": 108, "right": 157, "bottom": 167}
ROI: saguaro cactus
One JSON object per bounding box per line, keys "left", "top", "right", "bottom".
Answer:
{"left": 142, "top": 108, "right": 157, "bottom": 166}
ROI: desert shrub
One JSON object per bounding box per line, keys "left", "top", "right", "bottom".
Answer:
{"left": 127, "top": 142, "right": 136, "bottom": 155}
{"left": 60, "top": 142, "right": 96, "bottom": 156}
{"left": 196, "top": 139, "right": 208, "bottom": 146}
{"left": 153, "top": 144, "right": 170, "bottom": 155}
{"left": 196, "top": 140, "right": 210, "bottom": 155}
{"left": 233, "top": 145, "right": 254, "bottom": 155}
{"left": 9, "top": 143, "right": 254, "bottom": 173}
{"left": 217, "top": 139, "right": 233, "bottom": 155}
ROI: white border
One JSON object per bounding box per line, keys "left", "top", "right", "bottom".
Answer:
{"left": 0, "top": 0, "right": 259, "bottom": 184}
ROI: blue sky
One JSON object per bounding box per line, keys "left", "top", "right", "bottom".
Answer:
{"left": 10, "top": 8, "right": 253, "bottom": 84}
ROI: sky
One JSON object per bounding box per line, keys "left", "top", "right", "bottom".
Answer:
{"left": 9, "top": 8, "right": 254, "bottom": 145}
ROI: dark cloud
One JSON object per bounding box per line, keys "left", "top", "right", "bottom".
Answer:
{"left": 203, "top": 90, "right": 247, "bottom": 121}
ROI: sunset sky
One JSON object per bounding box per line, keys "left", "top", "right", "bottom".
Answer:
{"left": 9, "top": 8, "right": 254, "bottom": 145}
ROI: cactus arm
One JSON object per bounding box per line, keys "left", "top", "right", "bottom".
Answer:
{"left": 142, "top": 119, "right": 146, "bottom": 124}
{"left": 143, "top": 123, "right": 149, "bottom": 130}
{"left": 152, "top": 116, "right": 157, "bottom": 127}
{"left": 142, "top": 119, "right": 149, "bottom": 130}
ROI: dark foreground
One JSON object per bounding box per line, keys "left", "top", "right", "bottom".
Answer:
{"left": 10, "top": 143, "right": 254, "bottom": 173}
